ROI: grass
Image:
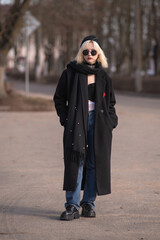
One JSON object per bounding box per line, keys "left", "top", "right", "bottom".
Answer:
{"left": 0, "top": 90, "right": 55, "bottom": 111}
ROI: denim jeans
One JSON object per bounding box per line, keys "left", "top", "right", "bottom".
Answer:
{"left": 65, "top": 110, "right": 97, "bottom": 210}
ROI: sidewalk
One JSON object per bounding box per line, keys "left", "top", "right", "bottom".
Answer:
{"left": 0, "top": 92, "right": 160, "bottom": 240}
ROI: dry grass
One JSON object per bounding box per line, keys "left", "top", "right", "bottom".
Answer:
{"left": 0, "top": 90, "right": 55, "bottom": 111}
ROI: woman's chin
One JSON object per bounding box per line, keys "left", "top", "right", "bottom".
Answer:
{"left": 86, "top": 60, "right": 96, "bottom": 65}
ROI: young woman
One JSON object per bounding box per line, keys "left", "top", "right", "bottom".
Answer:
{"left": 54, "top": 35, "right": 118, "bottom": 221}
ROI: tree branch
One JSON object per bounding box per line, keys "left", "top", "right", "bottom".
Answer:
{"left": 0, "top": 0, "right": 30, "bottom": 53}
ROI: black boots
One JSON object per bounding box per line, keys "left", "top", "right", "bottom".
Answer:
{"left": 60, "top": 205, "right": 80, "bottom": 221}
{"left": 60, "top": 204, "right": 96, "bottom": 221}
{"left": 81, "top": 203, "right": 96, "bottom": 218}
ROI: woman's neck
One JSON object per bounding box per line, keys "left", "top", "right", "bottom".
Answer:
{"left": 83, "top": 61, "right": 96, "bottom": 68}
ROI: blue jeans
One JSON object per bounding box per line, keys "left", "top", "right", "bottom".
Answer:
{"left": 65, "top": 110, "right": 97, "bottom": 210}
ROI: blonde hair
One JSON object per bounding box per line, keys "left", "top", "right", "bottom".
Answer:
{"left": 75, "top": 40, "right": 108, "bottom": 68}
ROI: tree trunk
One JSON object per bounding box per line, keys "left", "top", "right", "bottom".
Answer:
{"left": 135, "top": 0, "right": 142, "bottom": 92}
{"left": 34, "top": 29, "right": 40, "bottom": 81}
{"left": 0, "top": 52, "right": 7, "bottom": 97}
{"left": 0, "top": 66, "right": 6, "bottom": 97}
{"left": 0, "top": 0, "right": 30, "bottom": 96}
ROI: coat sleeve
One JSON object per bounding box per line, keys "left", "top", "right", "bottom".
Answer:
{"left": 53, "top": 69, "right": 68, "bottom": 126}
{"left": 108, "top": 77, "right": 118, "bottom": 129}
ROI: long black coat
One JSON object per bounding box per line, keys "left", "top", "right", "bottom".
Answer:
{"left": 54, "top": 66, "right": 118, "bottom": 195}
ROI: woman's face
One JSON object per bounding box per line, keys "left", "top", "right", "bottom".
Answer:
{"left": 83, "top": 42, "right": 99, "bottom": 65}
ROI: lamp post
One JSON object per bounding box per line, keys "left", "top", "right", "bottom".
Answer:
{"left": 22, "top": 11, "right": 40, "bottom": 96}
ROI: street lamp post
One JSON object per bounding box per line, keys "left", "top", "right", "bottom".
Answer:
{"left": 22, "top": 11, "right": 40, "bottom": 96}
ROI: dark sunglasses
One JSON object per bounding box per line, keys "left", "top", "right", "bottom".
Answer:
{"left": 82, "top": 49, "right": 97, "bottom": 56}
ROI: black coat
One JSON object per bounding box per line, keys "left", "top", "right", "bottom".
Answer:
{"left": 54, "top": 64, "right": 118, "bottom": 195}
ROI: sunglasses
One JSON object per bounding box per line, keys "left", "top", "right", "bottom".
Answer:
{"left": 82, "top": 49, "right": 97, "bottom": 56}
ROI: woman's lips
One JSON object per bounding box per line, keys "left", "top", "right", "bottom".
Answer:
{"left": 88, "top": 57, "right": 92, "bottom": 60}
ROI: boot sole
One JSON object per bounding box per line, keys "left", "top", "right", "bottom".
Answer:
{"left": 81, "top": 213, "right": 96, "bottom": 218}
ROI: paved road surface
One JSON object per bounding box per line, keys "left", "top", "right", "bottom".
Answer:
{"left": 0, "top": 87, "right": 160, "bottom": 239}
{"left": 8, "top": 79, "right": 57, "bottom": 97}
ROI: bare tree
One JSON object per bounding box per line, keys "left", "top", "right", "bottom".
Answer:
{"left": 0, "top": 0, "right": 30, "bottom": 97}
{"left": 12, "top": 0, "right": 160, "bottom": 84}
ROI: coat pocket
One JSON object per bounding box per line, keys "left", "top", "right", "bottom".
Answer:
{"left": 101, "top": 109, "right": 114, "bottom": 130}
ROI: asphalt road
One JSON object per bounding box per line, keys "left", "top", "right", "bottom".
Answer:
{"left": 8, "top": 79, "right": 57, "bottom": 97}
{"left": 0, "top": 83, "right": 160, "bottom": 240}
